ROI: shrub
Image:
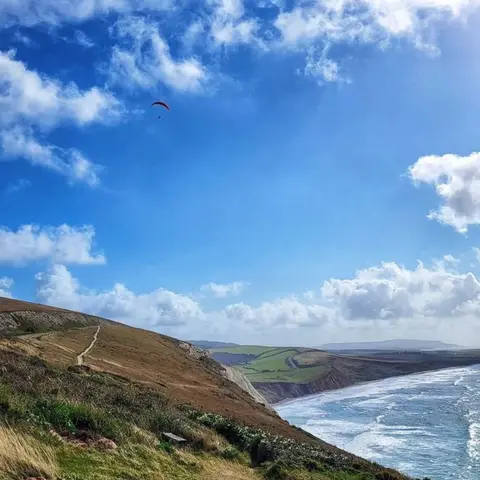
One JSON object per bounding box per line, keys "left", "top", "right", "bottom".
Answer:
{"left": 157, "top": 441, "right": 174, "bottom": 453}
{"left": 263, "top": 460, "right": 292, "bottom": 480}
{"left": 220, "top": 445, "right": 242, "bottom": 461}
{"left": 31, "top": 399, "right": 126, "bottom": 442}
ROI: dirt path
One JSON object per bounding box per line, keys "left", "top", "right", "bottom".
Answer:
{"left": 76, "top": 326, "right": 100, "bottom": 366}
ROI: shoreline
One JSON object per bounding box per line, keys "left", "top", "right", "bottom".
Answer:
{"left": 270, "top": 362, "right": 480, "bottom": 408}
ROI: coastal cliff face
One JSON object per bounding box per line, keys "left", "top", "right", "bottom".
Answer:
{"left": 254, "top": 365, "right": 353, "bottom": 404}
{"left": 221, "top": 365, "right": 273, "bottom": 410}
{"left": 253, "top": 355, "right": 480, "bottom": 404}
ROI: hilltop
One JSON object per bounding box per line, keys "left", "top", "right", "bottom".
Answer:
{"left": 0, "top": 297, "right": 412, "bottom": 480}
{"left": 318, "top": 339, "right": 463, "bottom": 351}
{"left": 190, "top": 340, "right": 240, "bottom": 350}
{"left": 208, "top": 344, "right": 480, "bottom": 404}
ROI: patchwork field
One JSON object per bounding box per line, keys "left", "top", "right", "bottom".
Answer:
{"left": 210, "top": 346, "right": 333, "bottom": 384}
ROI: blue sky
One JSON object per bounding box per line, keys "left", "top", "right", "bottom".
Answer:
{"left": 2, "top": 0, "right": 480, "bottom": 346}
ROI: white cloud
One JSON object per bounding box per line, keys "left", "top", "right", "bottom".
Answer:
{"left": 208, "top": 0, "right": 259, "bottom": 46}
{"left": 74, "top": 30, "right": 95, "bottom": 48}
{"left": 303, "top": 46, "right": 349, "bottom": 84}
{"left": 0, "top": 49, "right": 122, "bottom": 129}
{"left": 4, "top": 178, "right": 31, "bottom": 195}
{"left": 182, "top": 21, "right": 206, "bottom": 51}
{"left": 0, "top": 49, "right": 121, "bottom": 185}
{"left": 273, "top": 0, "right": 480, "bottom": 82}
{"left": 275, "top": 0, "right": 480, "bottom": 47}
{"left": 20, "top": 246, "right": 480, "bottom": 345}
{"left": 1, "top": 127, "right": 102, "bottom": 187}
{"left": 108, "top": 16, "right": 208, "bottom": 92}
{"left": 0, "top": 277, "right": 13, "bottom": 298}
{"left": 408, "top": 151, "right": 480, "bottom": 234}
{"left": 322, "top": 260, "right": 480, "bottom": 320}
{"left": 0, "top": 0, "right": 174, "bottom": 28}
{"left": 200, "top": 281, "right": 249, "bottom": 298}
{"left": 224, "top": 296, "right": 333, "bottom": 329}
{"left": 36, "top": 265, "right": 204, "bottom": 327}
{"left": 0, "top": 224, "right": 105, "bottom": 266}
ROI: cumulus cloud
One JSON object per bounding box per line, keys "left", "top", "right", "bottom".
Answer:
{"left": 0, "top": 277, "right": 13, "bottom": 298}
{"left": 200, "top": 281, "right": 249, "bottom": 298}
{"left": 0, "top": 224, "right": 105, "bottom": 266}
{"left": 219, "top": 257, "right": 480, "bottom": 333}
{"left": 408, "top": 151, "right": 480, "bottom": 234}
{"left": 0, "top": 50, "right": 122, "bottom": 129}
{"left": 208, "top": 0, "right": 259, "bottom": 46}
{"left": 224, "top": 296, "right": 334, "bottom": 329}
{"left": 322, "top": 260, "right": 480, "bottom": 320}
{"left": 1, "top": 127, "right": 101, "bottom": 187}
{"left": 36, "top": 265, "right": 204, "bottom": 327}
{"left": 275, "top": 0, "right": 480, "bottom": 47}
{"left": 273, "top": 0, "right": 480, "bottom": 82}
{"left": 0, "top": 49, "right": 121, "bottom": 185}
{"left": 20, "top": 246, "right": 480, "bottom": 343}
{"left": 108, "top": 16, "right": 208, "bottom": 92}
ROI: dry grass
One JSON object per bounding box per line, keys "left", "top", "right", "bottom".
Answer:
{"left": 195, "top": 456, "right": 260, "bottom": 480}
{"left": 0, "top": 297, "right": 69, "bottom": 314}
{"left": 0, "top": 426, "right": 58, "bottom": 479}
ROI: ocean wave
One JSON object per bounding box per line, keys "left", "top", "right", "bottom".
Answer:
{"left": 467, "top": 421, "right": 480, "bottom": 463}
{"left": 276, "top": 364, "right": 480, "bottom": 480}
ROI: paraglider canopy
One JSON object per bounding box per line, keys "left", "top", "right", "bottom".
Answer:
{"left": 150, "top": 101, "right": 170, "bottom": 110}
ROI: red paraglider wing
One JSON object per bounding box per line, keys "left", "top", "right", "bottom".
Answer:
{"left": 150, "top": 101, "right": 170, "bottom": 110}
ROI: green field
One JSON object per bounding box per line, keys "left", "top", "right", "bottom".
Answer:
{"left": 211, "top": 345, "right": 280, "bottom": 356}
{"left": 210, "top": 346, "right": 332, "bottom": 384}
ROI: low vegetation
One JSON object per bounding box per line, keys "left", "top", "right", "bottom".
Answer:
{"left": 0, "top": 349, "right": 411, "bottom": 480}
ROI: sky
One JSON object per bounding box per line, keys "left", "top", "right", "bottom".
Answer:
{"left": 2, "top": 0, "right": 480, "bottom": 347}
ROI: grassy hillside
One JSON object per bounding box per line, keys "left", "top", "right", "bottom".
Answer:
{"left": 209, "top": 344, "right": 480, "bottom": 404}
{"left": 0, "top": 297, "right": 413, "bottom": 480}
{"left": 210, "top": 346, "right": 333, "bottom": 384}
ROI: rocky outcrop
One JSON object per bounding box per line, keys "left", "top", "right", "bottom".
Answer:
{"left": 221, "top": 365, "right": 273, "bottom": 410}
{"left": 0, "top": 310, "right": 108, "bottom": 336}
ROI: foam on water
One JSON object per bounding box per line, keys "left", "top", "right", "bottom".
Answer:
{"left": 276, "top": 365, "right": 480, "bottom": 480}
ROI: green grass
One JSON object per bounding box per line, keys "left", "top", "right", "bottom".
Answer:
{"left": 216, "top": 346, "right": 330, "bottom": 384}
{"left": 246, "top": 349, "right": 298, "bottom": 371}
{"left": 211, "top": 346, "right": 280, "bottom": 356}
{"left": 293, "top": 351, "right": 330, "bottom": 368}
{"left": 239, "top": 365, "right": 330, "bottom": 384}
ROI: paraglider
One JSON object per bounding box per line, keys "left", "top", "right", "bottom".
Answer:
{"left": 151, "top": 101, "right": 170, "bottom": 110}
{"left": 150, "top": 101, "right": 170, "bottom": 120}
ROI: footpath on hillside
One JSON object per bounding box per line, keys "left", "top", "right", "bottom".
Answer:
{"left": 76, "top": 326, "right": 100, "bottom": 366}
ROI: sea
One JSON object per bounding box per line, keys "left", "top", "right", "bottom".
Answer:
{"left": 275, "top": 365, "right": 480, "bottom": 480}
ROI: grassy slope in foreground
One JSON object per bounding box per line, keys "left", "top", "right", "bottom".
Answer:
{"left": 0, "top": 297, "right": 412, "bottom": 480}
{"left": 209, "top": 345, "right": 480, "bottom": 404}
